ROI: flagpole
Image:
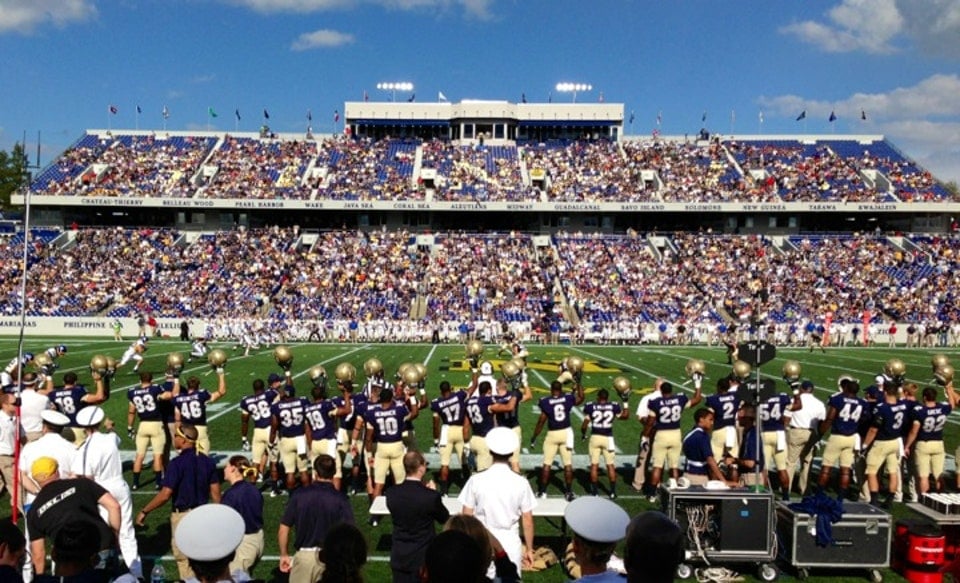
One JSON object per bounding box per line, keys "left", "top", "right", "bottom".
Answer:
{"left": 12, "top": 184, "right": 33, "bottom": 523}
{"left": 135, "top": 109, "right": 140, "bottom": 131}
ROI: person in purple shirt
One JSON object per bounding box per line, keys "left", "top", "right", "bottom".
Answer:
{"left": 430, "top": 380, "right": 469, "bottom": 496}
{"left": 862, "top": 384, "right": 910, "bottom": 507}
{"left": 221, "top": 455, "right": 264, "bottom": 574}
{"left": 464, "top": 380, "right": 497, "bottom": 472}
{"left": 817, "top": 378, "right": 868, "bottom": 500}
{"left": 136, "top": 424, "right": 220, "bottom": 581}
{"left": 48, "top": 371, "right": 106, "bottom": 445}
{"left": 172, "top": 371, "right": 226, "bottom": 455}
{"left": 530, "top": 380, "right": 584, "bottom": 500}
{"left": 270, "top": 379, "right": 311, "bottom": 496}
{"left": 681, "top": 408, "right": 732, "bottom": 486}
{"left": 905, "top": 384, "right": 959, "bottom": 495}
{"left": 644, "top": 381, "right": 702, "bottom": 498}
{"left": 758, "top": 388, "right": 801, "bottom": 500}
{"left": 705, "top": 378, "right": 741, "bottom": 479}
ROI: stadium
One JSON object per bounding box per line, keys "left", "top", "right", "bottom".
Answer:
{"left": 2, "top": 96, "right": 960, "bottom": 583}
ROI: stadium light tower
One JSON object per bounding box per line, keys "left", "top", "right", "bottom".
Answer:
{"left": 555, "top": 82, "right": 592, "bottom": 103}
{"left": 377, "top": 81, "right": 415, "bottom": 102}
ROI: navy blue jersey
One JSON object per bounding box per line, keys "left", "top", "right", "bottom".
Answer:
{"left": 759, "top": 394, "right": 791, "bottom": 432}
{"left": 494, "top": 389, "right": 523, "bottom": 429}
{"left": 538, "top": 393, "right": 577, "bottom": 431}
{"left": 741, "top": 426, "right": 764, "bottom": 470}
{"left": 465, "top": 395, "right": 495, "bottom": 437}
{"left": 648, "top": 394, "right": 689, "bottom": 431}
{"left": 174, "top": 390, "right": 212, "bottom": 426}
{"left": 337, "top": 393, "right": 367, "bottom": 431}
{"left": 430, "top": 391, "right": 468, "bottom": 426}
{"left": 240, "top": 390, "right": 279, "bottom": 430}
{"left": 304, "top": 400, "right": 339, "bottom": 440}
{"left": 912, "top": 402, "right": 952, "bottom": 442}
{"left": 682, "top": 427, "right": 713, "bottom": 475}
{"left": 828, "top": 394, "right": 868, "bottom": 436}
{"left": 364, "top": 404, "right": 409, "bottom": 444}
{"left": 871, "top": 399, "right": 910, "bottom": 441}
{"left": 706, "top": 392, "right": 741, "bottom": 429}
{"left": 584, "top": 401, "right": 622, "bottom": 437}
{"left": 272, "top": 398, "right": 309, "bottom": 438}
{"left": 51, "top": 386, "right": 90, "bottom": 425}
{"left": 128, "top": 385, "right": 165, "bottom": 422}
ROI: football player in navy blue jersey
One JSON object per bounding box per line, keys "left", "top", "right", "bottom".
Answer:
{"left": 530, "top": 380, "right": 585, "bottom": 500}
{"left": 580, "top": 388, "right": 629, "bottom": 498}
{"left": 817, "top": 378, "right": 869, "bottom": 499}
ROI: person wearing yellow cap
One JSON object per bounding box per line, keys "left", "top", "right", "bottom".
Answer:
{"left": 25, "top": 456, "right": 122, "bottom": 577}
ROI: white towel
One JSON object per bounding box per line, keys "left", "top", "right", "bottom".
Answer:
{"left": 566, "top": 428, "right": 575, "bottom": 450}
{"left": 295, "top": 435, "right": 307, "bottom": 456}
{"left": 607, "top": 436, "right": 616, "bottom": 452}
{"left": 776, "top": 431, "right": 786, "bottom": 452}
{"left": 439, "top": 425, "right": 449, "bottom": 447}
{"left": 328, "top": 440, "right": 337, "bottom": 457}
{"left": 854, "top": 434, "right": 862, "bottom": 452}
{"left": 336, "top": 428, "right": 347, "bottom": 445}
{"left": 725, "top": 426, "right": 737, "bottom": 448}
{"left": 898, "top": 437, "right": 904, "bottom": 457}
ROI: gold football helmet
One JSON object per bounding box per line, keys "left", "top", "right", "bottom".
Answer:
{"left": 782, "top": 360, "right": 802, "bottom": 382}
{"left": 612, "top": 376, "right": 631, "bottom": 399}
{"left": 208, "top": 348, "right": 228, "bottom": 368}
{"left": 685, "top": 359, "right": 706, "bottom": 378}
{"left": 466, "top": 340, "right": 484, "bottom": 357}
{"left": 364, "top": 358, "right": 384, "bottom": 377}
{"left": 33, "top": 353, "right": 52, "bottom": 370}
{"left": 309, "top": 365, "right": 327, "bottom": 388}
{"left": 884, "top": 358, "right": 906, "bottom": 380}
{"left": 402, "top": 366, "right": 422, "bottom": 387}
{"left": 413, "top": 363, "right": 428, "bottom": 382}
{"left": 501, "top": 360, "right": 521, "bottom": 379}
{"left": 567, "top": 356, "right": 585, "bottom": 373}
{"left": 274, "top": 346, "right": 293, "bottom": 367}
{"left": 932, "top": 354, "right": 951, "bottom": 373}
{"left": 335, "top": 362, "right": 356, "bottom": 382}
{"left": 167, "top": 352, "right": 184, "bottom": 370}
{"left": 732, "top": 360, "right": 751, "bottom": 380}
{"left": 935, "top": 364, "right": 954, "bottom": 386}
{"left": 89, "top": 355, "right": 108, "bottom": 376}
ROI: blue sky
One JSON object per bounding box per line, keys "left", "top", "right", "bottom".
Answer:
{"left": 2, "top": 0, "right": 959, "bottom": 182}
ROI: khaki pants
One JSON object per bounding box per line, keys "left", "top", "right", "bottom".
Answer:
{"left": 170, "top": 510, "right": 196, "bottom": 580}
{"left": 290, "top": 547, "right": 325, "bottom": 583}
{"left": 786, "top": 427, "right": 817, "bottom": 495}
{"left": 229, "top": 530, "right": 264, "bottom": 575}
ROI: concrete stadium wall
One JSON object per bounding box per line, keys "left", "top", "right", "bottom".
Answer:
{"left": 0, "top": 317, "right": 198, "bottom": 338}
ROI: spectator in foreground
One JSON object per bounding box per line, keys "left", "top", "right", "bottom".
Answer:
{"left": 443, "top": 514, "right": 519, "bottom": 582}
{"left": 623, "top": 511, "right": 684, "bottom": 583}
{"left": 173, "top": 504, "right": 247, "bottom": 583}
{"left": 564, "top": 497, "right": 630, "bottom": 582}
{"left": 318, "top": 523, "right": 367, "bottom": 583}
{"left": 420, "top": 530, "right": 486, "bottom": 583}
{"left": 0, "top": 521, "right": 25, "bottom": 583}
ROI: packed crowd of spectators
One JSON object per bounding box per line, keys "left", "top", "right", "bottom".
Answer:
{"left": 26, "top": 132, "right": 959, "bottom": 204}
{"left": 3, "top": 227, "right": 960, "bottom": 337}
{"left": 315, "top": 137, "right": 423, "bottom": 200}
{"left": 421, "top": 140, "right": 527, "bottom": 201}
{"left": 198, "top": 136, "right": 317, "bottom": 199}
{"left": 422, "top": 232, "right": 556, "bottom": 323}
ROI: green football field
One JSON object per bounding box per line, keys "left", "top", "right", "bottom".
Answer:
{"left": 6, "top": 336, "right": 955, "bottom": 582}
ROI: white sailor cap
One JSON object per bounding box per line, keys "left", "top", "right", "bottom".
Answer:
{"left": 485, "top": 426, "right": 519, "bottom": 456}
{"left": 174, "top": 504, "right": 245, "bottom": 561}
{"left": 40, "top": 410, "right": 70, "bottom": 426}
{"left": 75, "top": 406, "right": 105, "bottom": 427}
{"left": 564, "top": 497, "right": 630, "bottom": 544}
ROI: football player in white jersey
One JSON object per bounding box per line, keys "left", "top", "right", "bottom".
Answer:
{"left": 117, "top": 337, "right": 149, "bottom": 373}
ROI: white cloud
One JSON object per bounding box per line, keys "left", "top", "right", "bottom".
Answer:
{"left": 191, "top": 73, "right": 217, "bottom": 84}
{"left": 0, "top": 0, "right": 97, "bottom": 34}
{"left": 758, "top": 74, "right": 960, "bottom": 183}
{"left": 291, "top": 29, "right": 355, "bottom": 50}
{"left": 780, "top": 0, "right": 960, "bottom": 58}
{"left": 780, "top": 0, "right": 903, "bottom": 54}
{"left": 224, "top": 0, "right": 493, "bottom": 18}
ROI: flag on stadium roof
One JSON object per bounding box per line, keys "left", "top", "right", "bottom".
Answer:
{"left": 334, "top": 110, "right": 340, "bottom": 123}
{"left": 109, "top": 105, "right": 118, "bottom": 115}
{"left": 208, "top": 107, "right": 218, "bottom": 118}
{"left": 521, "top": 93, "right": 527, "bottom": 103}
{"left": 136, "top": 105, "right": 142, "bottom": 115}
{"left": 263, "top": 109, "right": 270, "bottom": 120}
{"left": 438, "top": 91, "right": 448, "bottom": 102}
{"left": 363, "top": 90, "right": 369, "bottom": 102}
{"left": 162, "top": 106, "right": 170, "bottom": 120}
{"left": 796, "top": 110, "right": 806, "bottom": 121}
{"left": 861, "top": 110, "right": 867, "bottom": 120}
{"left": 628, "top": 111, "right": 634, "bottom": 125}
{"left": 407, "top": 94, "right": 416, "bottom": 103}
{"left": 307, "top": 109, "right": 312, "bottom": 121}
{"left": 759, "top": 111, "right": 764, "bottom": 123}
{"left": 235, "top": 109, "right": 241, "bottom": 121}
{"left": 701, "top": 111, "right": 707, "bottom": 122}
{"left": 656, "top": 111, "right": 662, "bottom": 126}
{"left": 829, "top": 111, "right": 837, "bottom": 122}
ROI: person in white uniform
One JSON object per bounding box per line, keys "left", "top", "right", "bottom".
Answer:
{"left": 18, "top": 372, "right": 52, "bottom": 442}
{"left": 631, "top": 378, "right": 664, "bottom": 491}
{"left": 72, "top": 406, "right": 142, "bottom": 579}
{"left": 458, "top": 426, "right": 536, "bottom": 579}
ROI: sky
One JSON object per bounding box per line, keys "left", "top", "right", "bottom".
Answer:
{"left": 1, "top": 0, "right": 959, "bottom": 183}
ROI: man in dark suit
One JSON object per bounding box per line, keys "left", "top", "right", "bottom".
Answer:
{"left": 385, "top": 450, "right": 450, "bottom": 583}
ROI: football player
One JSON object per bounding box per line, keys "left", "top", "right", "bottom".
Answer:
{"left": 127, "top": 371, "right": 176, "bottom": 490}
{"left": 117, "top": 337, "right": 149, "bottom": 373}
{"left": 581, "top": 387, "right": 629, "bottom": 498}
{"left": 270, "top": 371, "right": 310, "bottom": 495}
{"left": 47, "top": 369, "right": 107, "bottom": 445}
{"left": 172, "top": 370, "right": 227, "bottom": 455}
{"left": 304, "top": 380, "right": 352, "bottom": 491}
{"left": 186, "top": 338, "right": 208, "bottom": 364}
{"left": 530, "top": 380, "right": 585, "bottom": 500}
{"left": 1, "top": 352, "right": 33, "bottom": 391}
{"left": 644, "top": 379, "right": 703, "bottom": 500}
{"left": 240, "top": 375, "right": 282, "bottom": 484}
{"left": 431, "top": 380, "right": 470, "bottom": 495}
